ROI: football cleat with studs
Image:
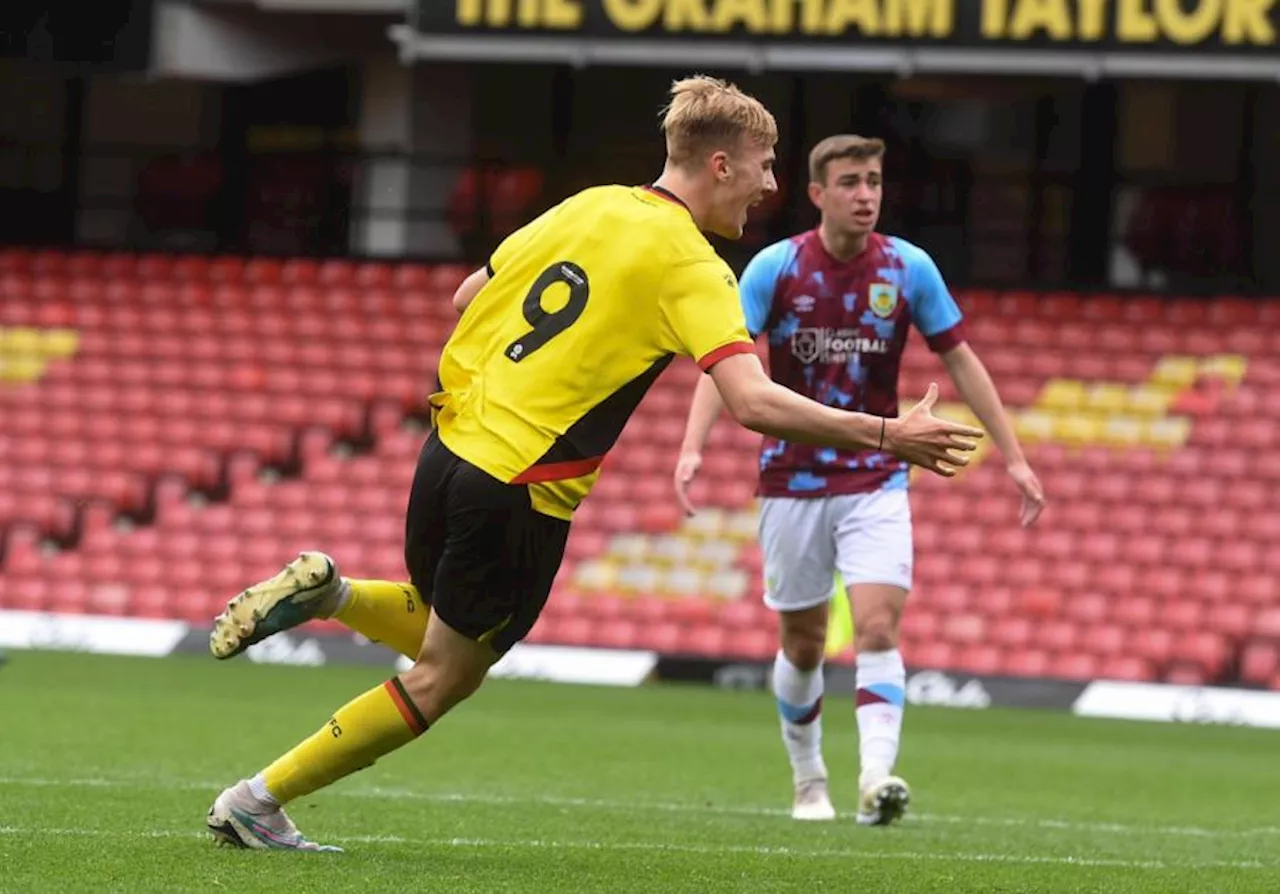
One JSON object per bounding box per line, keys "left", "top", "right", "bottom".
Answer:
{"left": 209, "top": 551, "right": 339, "bottom": 660}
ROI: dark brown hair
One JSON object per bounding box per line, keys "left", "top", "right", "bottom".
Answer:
{"left": 809, "top": 134, "right": 886, "bottom": 184}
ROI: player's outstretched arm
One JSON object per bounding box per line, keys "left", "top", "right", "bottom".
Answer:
{"left": 451, "top": 267, "right": 490, "bottom": 313}
{"left": 708, "top": 353, "right": 982, "bottom": 477}
{"left": 673, "top": 373, "right": 728, "bottom": 516}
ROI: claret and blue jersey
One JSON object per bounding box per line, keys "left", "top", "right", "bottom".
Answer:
{"left": 740, "top": 230, "right": 967, "bottom": 498}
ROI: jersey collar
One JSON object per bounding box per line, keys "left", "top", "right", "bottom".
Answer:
{"left": 642, "top": 183, "right": 691, "bottom": 213}
{"left": 813, "top": 227, "right": 878, "bottom": 265}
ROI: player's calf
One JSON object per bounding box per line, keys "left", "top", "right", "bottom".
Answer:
{"left": 775, "top": 607, "right": 831, "bottom": 819}
{"left": 849, "top": 584, "right": 908, "bottom": 787}
{"left": 395, "top": 615, "right": 495, "bottom": 726}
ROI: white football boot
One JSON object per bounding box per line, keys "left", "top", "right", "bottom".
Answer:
{"left": 855, "top": 774, "right": 910, "bottom": 826}
{"left": 791, "top": 777, "right": 837, "bottom": 821}
{"left": 207, "top": 780, "right": 341, "bottom": 852}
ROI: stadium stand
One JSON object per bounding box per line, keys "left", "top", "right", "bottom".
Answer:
{"left": 2, "top": 248, "right": 1279, "bottom": 688}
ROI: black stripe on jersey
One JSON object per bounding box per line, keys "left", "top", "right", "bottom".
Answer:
{"left": 529, "top": 353, "right": 675, "bottom": 469}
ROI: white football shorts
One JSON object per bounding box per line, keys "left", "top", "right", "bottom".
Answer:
{"left": 759, "top": 489, "right": 913, "bottom": 612}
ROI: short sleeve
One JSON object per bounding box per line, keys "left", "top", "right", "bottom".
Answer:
{"left": 660, "top": 260, "right": 755, "bottom": 371}
{"left": 739, "top": 239, "right": 797, "bottom": 336}
{"left": 895, "top": 237, "right": 965, "bottom": 353}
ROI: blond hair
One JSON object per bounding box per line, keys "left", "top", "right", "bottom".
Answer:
{"left": 660, "top": 75, "right": 778, "bottom": 168}
{"left": 809, "top": 135, "right": 886, "bottom": 184}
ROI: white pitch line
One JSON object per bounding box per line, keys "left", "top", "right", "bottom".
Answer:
{"left": 3, "top": 775, "right": 1280, "bottom": 842}
{"left": 0, "top": 826, "right": 195, "bottom": 839}
{"left": 321, "top": 787, "right": 1280, "bottom": 840}
{"left": 0, "top": 825, "right": 1268, "bottom": 871}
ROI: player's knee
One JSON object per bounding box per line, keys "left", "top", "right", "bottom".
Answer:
{"left": 855, "top": 620, "right": 898, "bottom": 654}
{"left": 781, "top": 631, "right": 825, "bottom": 671}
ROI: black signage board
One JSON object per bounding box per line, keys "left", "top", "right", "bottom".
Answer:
{"left": 413, "top": 0, "right": 1279, "bottom": 54}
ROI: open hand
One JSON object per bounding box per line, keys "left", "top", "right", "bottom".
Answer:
{"left": 673, "top": 451, "right": 702, "bottom": 517}
{"left": 1007, "top": 460, "right": 1047, "bottom": 527}
{"left": 883, "top": 383, "right": 985, "bottom": 477}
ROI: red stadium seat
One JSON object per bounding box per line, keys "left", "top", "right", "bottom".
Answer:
{"left": 1018, "top": 587, "right": 1061, "bottom": 619}
{"left": 3, "top": 576, "right": 48, "bottom": 611}
{"left": 595, "top": 619, "right": 640, "bottom": 650}
{"left": 1175, "top": 631, "right": 1231, "bottom": 678}
{"left": 1047, "top": 652, "right": 1098, "bottom": 682}
{"left": 989, "top": 615, "right": 1033, "bottom": 648}
{"left": 1210, "top": 601, "right": 1252, "bottom": 638}
{"left": 629, "top": 620, "right": 679, "bottom": 653}
{"left": 1003, "top": 649, "right": 1050, "bottom": 679}
{"left": 1131, "top": 628, "right": 1176, "bottom": 666}
{"left": 954, "top": 644, "right": 1001, "bottom": 675}
{"left": 1098, "top": 655, "right": 1154, "bottom": 682}
{"left": 1240, "top": 575, "right": 1278, "bottom": 606}
{"left": 1062, "top": 591, "right": 1109, "bottom": 624}
{"left": 667, "top": 597, "right": 715, "bottom": 626}
{"left": 1165, "top": 663, "right": 1209, "bottom": 686}
{"left": 941, "top": 613, "right": 985, "bottom": 644}
{"left": 727, "top": 628, "right": 776, "bottom": 661}
{"left": 679, "top": 624, "right": 728, "bottom": 658}
{"left": 907, "top": 640, "right": 955, "bottom": 671}
{"left": 1239, "top": 642, "right": 1279, "bottom": 686}
{"left": 899, "top": 608, "right": 938, "bottom": 646}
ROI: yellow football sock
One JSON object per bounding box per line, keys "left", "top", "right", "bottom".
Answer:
{"left": 260, "top": 678, "right": 427, "bottom": 805}
{"left": 333, "top": 579, "right": 429, "bottom": 660}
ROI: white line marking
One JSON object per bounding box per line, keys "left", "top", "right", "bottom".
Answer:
{"left": 0, "top": 825, "right": 1268, "bottom": 870}
{"left": 0, "top": 826, "right": 194, "bottom": 839}
{"left": 3, "top": 775, "right": 1279, "bottom": 842}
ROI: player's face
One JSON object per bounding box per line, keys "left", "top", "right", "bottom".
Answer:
{"left": 708, "top": 140, "right": 778, "bottom": 240}
{"left": 810, "top": 156, "right": 883, "bottom": 238}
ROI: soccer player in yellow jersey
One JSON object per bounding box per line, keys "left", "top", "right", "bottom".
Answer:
{"left": 204, "top": 75, "right": 983, "bottom": 851}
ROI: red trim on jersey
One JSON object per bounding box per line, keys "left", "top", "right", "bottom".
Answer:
{"left": 697, "top": 341, "right": 754, "bottom": 372}
{"left": 925, "top": 321, "right": 967, "bottom": 354}
{"left": 513, "top": 456, "right": 604, "bottom": 484}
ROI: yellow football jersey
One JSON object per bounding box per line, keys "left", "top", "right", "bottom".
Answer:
{"left": 432, "top": 184, "right": 753, "bottom": 520}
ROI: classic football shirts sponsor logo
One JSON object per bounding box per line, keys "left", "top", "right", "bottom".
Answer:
{"left": 791, "top": 327, "right": 890, "bottom": 363}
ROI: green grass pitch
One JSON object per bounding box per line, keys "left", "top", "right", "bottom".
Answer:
{"left": 3, "top": 650, "right": 1279, "bottom": 892}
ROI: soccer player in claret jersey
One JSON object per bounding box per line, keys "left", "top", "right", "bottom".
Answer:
{"left": 203, "top": 82, "right": 984, "bottom": 852}
{"left": 675, "top": 135, "right": 1046, "bottom": 826}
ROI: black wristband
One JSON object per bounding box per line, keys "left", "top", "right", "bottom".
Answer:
{"left": 878, "top": 417, "right": 885, "bottom": 451}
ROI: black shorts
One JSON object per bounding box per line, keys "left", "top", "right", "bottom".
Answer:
{"left": 403, "top": 434, "right": 570, "bottom": 655}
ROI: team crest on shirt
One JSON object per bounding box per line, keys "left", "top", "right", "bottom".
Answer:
{"left": 868, "top": 283, "right": 899, "bottom": 318}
